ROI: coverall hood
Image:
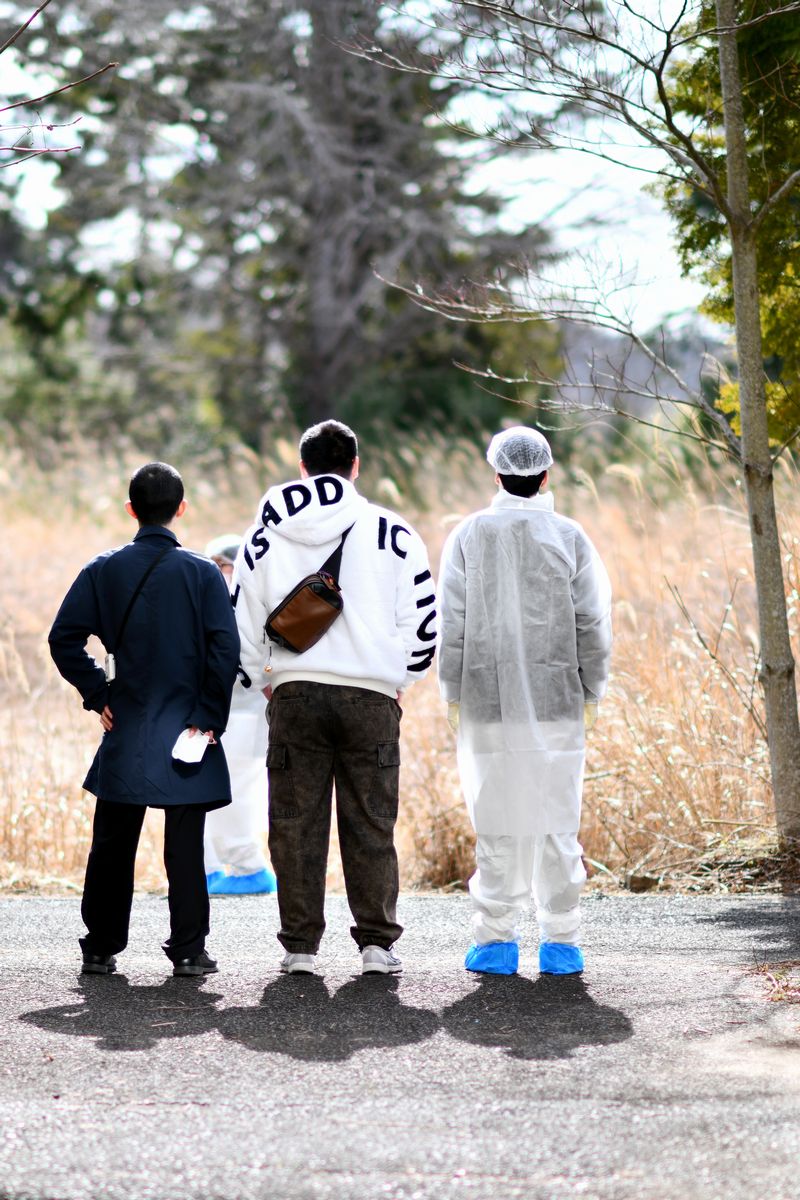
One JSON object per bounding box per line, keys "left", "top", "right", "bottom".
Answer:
{"left": 492, "top": 490, "right": 555, "bottom": 512}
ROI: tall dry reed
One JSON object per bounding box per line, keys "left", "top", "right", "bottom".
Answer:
{"left": 0, "top": 435, "right": 794, "bottom": 893}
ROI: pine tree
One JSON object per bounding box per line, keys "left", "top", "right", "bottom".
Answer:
{"left": 3, "top": 0, "right": 550, "bottom": 444}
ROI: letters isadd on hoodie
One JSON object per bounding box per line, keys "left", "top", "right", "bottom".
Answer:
{"left": 234, "top": 474, "right": 437, "bottom": 697}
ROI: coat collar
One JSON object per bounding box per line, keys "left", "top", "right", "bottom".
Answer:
{"left": 491, "top": 490, "right": 555, "bottom": 513}
{"left": 133, "top": 525, "right": 181, "bottom": 545}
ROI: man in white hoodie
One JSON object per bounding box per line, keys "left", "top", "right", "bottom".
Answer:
{"left": 234, "top": 420, "right": 436, "bottom": 976}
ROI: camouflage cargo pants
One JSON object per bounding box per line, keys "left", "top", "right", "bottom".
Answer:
{"left": 267, "top": 681, "right": 403, "bottom": 954}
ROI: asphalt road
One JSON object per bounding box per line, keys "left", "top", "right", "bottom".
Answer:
{"left": 2, "top": 892, "right": 800, "bottom": 1200}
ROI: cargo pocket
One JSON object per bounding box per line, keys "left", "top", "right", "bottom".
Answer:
{"left": 367, "top": 740, "right": 401, "bottom": 819}
{"left": 267, "top": 743, "right": 298, "bottom": 818}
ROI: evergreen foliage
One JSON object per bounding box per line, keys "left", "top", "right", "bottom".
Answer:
{"left": 0, "top": 0, "right": 555, "bottom": 451}
{"left": 661, "top": 0, "right": 800, "bottom": 443}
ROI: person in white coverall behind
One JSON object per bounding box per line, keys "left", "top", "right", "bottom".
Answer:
{"left": 203, "top": 535, "right": 277, "bottom": 896}
{"left": 437, "top": 426, "right": 612, "bottom": 976}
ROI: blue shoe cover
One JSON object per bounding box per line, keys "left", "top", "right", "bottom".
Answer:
{"left": 539, "top": 942, "right": 584, "bottom": 975}
{"left": 465, "top": 941, "right": 519, "bottom": 975}
{"left": 211, "top": 869, "right": 277, "bottom": 895}
{"left": 206, "top": 871, "right": 226, "bottom": 894}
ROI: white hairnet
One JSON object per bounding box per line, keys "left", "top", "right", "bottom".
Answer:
{"left": 486, "top": 427, "right": 553, "bottom": 476}
{"left": 205, "top": 533, "right": 242, "bottom": 564}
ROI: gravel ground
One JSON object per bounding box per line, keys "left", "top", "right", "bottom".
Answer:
{"left": 1, "top": 892, "right": 800, "bottom": 1200}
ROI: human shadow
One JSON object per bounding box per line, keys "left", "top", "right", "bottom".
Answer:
{"left": 19, "top": 975, "right": 223, "bottom": 1052}
{"left": 695, "top": 899, "right": 800, "bottom": 960}
{"left": 217, "top": 974, "right": 440, "bottom": 1062}
{"left": 20, "top": 973, "right": 440, "bottom": 1063}
{"left": 441, "top": 974, "right": 633, "bottom": 1061}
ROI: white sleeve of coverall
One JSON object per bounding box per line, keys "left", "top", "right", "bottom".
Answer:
{"left": 396, "top": 530, "right": 437, "bottom": 691}
{"left": 231, "top": 530, "right": 269, "bottom": 690}
{"left": 572, "top": 532, "right": 613, "bottom": 703}
{"left": 436, "top": 527, "right": 466, "bottom": 704}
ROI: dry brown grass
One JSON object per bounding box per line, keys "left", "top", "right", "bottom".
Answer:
{"left": 399, "top": 447, "right": 800, "bottom": 893}
{"left": 1, "top": 434, "right": 797, "bottom": 894}
{"left": 750, "top": 960, "right": 800, "bottom": 1004}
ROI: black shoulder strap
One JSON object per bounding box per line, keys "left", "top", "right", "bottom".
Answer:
{"left": 111, "top": 544, "right": 174, "bottom": 652}
{"left": 319, "top": 525, "right": 353, "bottom": 584}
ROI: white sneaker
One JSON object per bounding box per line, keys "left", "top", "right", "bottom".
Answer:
{"left": 361, "top": 945, "right": 403, "bottom": 975}
{"left": 280, "top": 952, "right": 317, "bottom": 974}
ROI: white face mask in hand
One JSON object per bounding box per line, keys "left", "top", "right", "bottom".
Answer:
{"left": 172, "top": 729, "right": 212, "bottom": 763}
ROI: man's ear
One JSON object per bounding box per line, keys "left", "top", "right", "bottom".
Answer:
{"left": 299, "top": 460, "right": 309, "bottom": 479}
{"left": 125, "top": 500, "right": 137, "bottom": 520}
{"left": 350, "top": 455, "right": 360, "bottom": 483}
{"left": 175, "top": 499, "right": 187, "bottom": 519}
{"left": 540, "top": 470, "right": 549, "bottom": 492}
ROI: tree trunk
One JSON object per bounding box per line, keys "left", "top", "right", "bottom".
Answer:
{"left": 716, "top": 0, "right": 800, "bottom": 839}
{"left": 298, "top": 0, "right": 379, "bottom": 425}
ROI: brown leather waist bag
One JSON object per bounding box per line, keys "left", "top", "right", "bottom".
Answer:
{"left": 265, "top": 525, "right": 353, "bottom": 654}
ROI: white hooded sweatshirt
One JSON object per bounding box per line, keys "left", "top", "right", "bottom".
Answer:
{"left": 234, "top": 474, "right": 437, "bottom": 697}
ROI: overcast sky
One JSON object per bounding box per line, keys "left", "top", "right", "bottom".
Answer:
{"left": 485, "top": 147, "right": 709, "bottom": 332}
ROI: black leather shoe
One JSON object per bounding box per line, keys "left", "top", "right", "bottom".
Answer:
{"left": 172, "top": 950, "right": 218, "bottom": 977}
{"left": 81, "top": 952, "right": 117, "bottom": 975}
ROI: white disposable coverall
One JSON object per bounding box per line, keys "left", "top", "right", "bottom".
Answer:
{"left": 438, "top": 490, "right": 612, "bottom": 945}
{"left": 204, "top": 671, "right": 269, "bottom": 877}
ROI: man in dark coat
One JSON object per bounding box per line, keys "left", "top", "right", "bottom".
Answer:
{"left": 49, "top": 462, "right": 240, "bottom": 977}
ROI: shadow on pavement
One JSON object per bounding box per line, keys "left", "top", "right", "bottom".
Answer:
{"left": 19, "top": 974, "right": 441, "bottom": 1062}
{"left": 695, "top": 900, "right": 800, "bottom": 959}
{"left": 19, "top": 975, "right": 223, "bottom": 1051}
{"left": 441, "top": 974, "right": 633, "bottom": 1060}
{"left": 217, "top": 974, "right": 440, "bottom": 1061}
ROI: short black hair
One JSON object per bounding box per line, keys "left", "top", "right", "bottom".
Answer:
{"left": 299, "top": 420, "right": 358, "bottom": 478}
{"left": 497, "top": 470, "right": 546, "bottom": 498}
{"left": 129, "top": 462, "right": 184, "bottom": 525}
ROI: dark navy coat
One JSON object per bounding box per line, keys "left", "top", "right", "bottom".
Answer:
{"left": 49, "top": 526, "right": 240, "bottom": 809}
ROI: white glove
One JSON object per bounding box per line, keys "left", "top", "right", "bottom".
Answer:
{"left": 584, "top": 702, "right": 599, "bottom": 733}
{"left": 447, "top": 702, "right": 460, "bottom": 735}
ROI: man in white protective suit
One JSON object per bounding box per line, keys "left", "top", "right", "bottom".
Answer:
{"left": 203, "top": 535, "right": 277, "bottom": 895}
{"left": 437, "top": 426, "right": 612, "bottom": 976}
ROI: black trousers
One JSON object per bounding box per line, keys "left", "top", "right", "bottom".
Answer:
{"left": 80, "top": 798, "right": 210, "bottom": 962}
{"left": 267, "top": 681, "right": 403, "bottom": 955}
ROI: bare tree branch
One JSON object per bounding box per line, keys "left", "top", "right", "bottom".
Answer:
{"left": 751, "top": 167, "right": 800, "bottom": 232}
{"left": 0, "top": 0, "right": 55, "bottom": 57}
{"left": 0, "top": 62, "right": 119, "bottom": 115}
{"left": 0, "top": 144, "right": 79, "bottom": 165}
{"left": 771, "top": 423, "right": 800, "bottom": 463}
{"left": 667, "top": 579, "right": 768, "bottom": 739}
